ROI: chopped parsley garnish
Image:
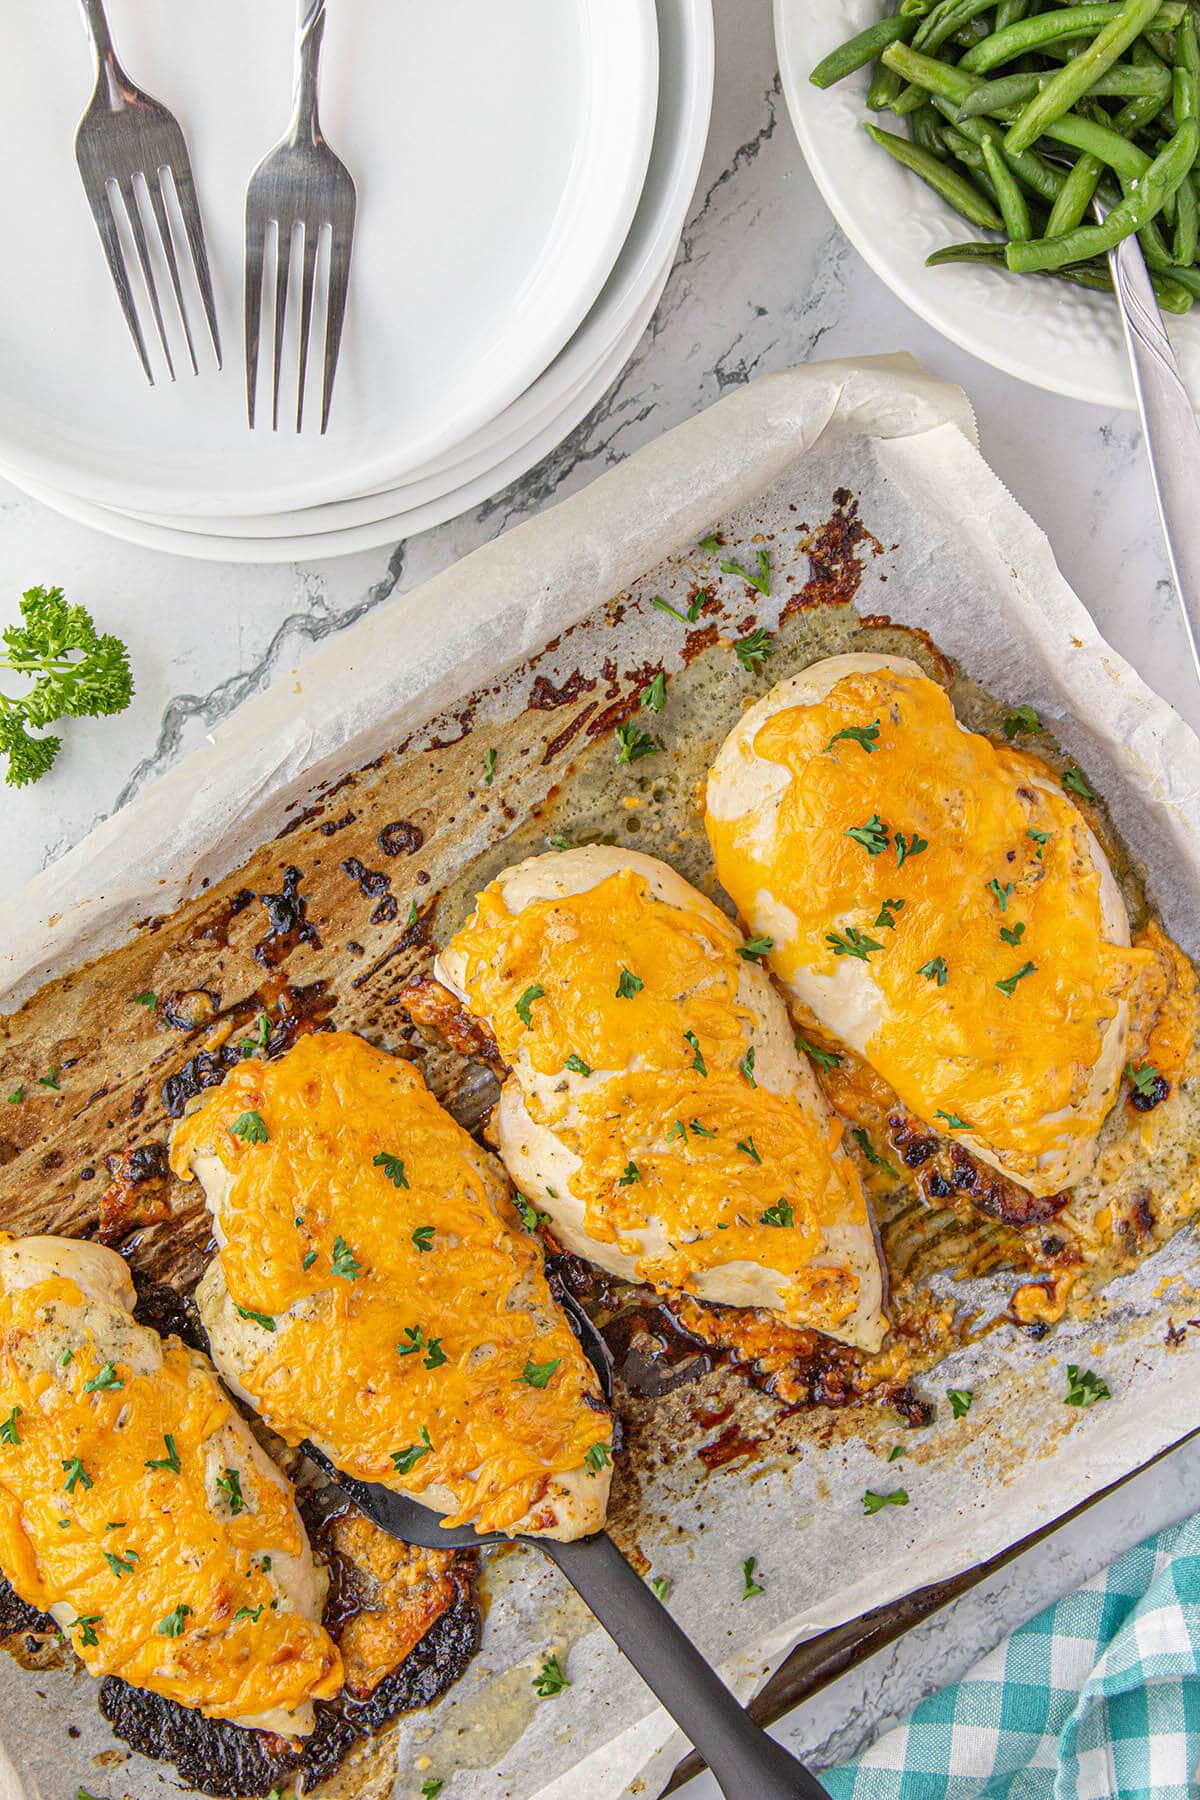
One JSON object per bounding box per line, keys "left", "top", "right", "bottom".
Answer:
{"left": 862, "top": 1489, "right": 908, "bottom": 1515}
{"left": 615, "top": 721, "right": 660, "bottom": 765}
{"left": 391, "top": 1426, "right": 434, "bottom": 1474}
{"left": 846, "top": 814, "right": 889, "bottom": 857}
{"left": 734, "top": 626, "right": 774, "bottom": 672}
{"left": 650, "top": 593, "right": 704, "bottom": 625}
{"left": 827, "top": 926, "right": 883, "bottom": 961}
{"left": 235, "top": 1304, "right": 276, "bottom": 1331}
{"left": 230, "top": 1110, "right": 268, "bottom": 1144}
{"left": 1000, "top": 921, "right": 1026, "bottom": 946}
{"left": 6, "top": 1088, "right": 21, "bottom": 1105}
{"left": 157, "top": 1604, "right": 192, "bottom": 1638}
{"left": 521, "top": 1356, "right": 562, "bottom": 1389}
{"left": 533, "top": 1651, "right": 570, "bottom": 1697}
{"left": 331, "top": 1236, "right": 362, "bottom": 1281}
{"left": 483, "top": 747, "right": 497, "bottom": 787}
{"left": 895, "top": 830, "right": 928, "bottom": 867}
{"left": 104, "top": 1548, "right": 138, "bottom": 1579}
{"left": 616, "top": 967, "right": 644, "bottom": 999}
{"left": 737, "top": 1136, "right": 761, "bottom": 1164}
{"left": 515, "top": 1195, "right": 549, "bottom": 1231}
{"left": 852, "top": 1127, "right": 897, "bottom": 1178}
{"left": 947, "top": 1389, "right": 973, "bottom": 1419}
{"left": 515, "top": 983, "right": 544, "bottom": 1028}
{"left": 995, "top": 961, "right": 1036, "bottom": 997}
{"left": 373, "top": 1151, "right": 409, "bottom": 1189}
{"left": 684, "top": 1030, "right": 707, "bottom": 1075}
{"left": 887, "top": 1445, "right": 905, "bottom": 1463}
{"left": 1126, "top": 1061, "right": 1163, "bottom": 1098}
{"left": 618, "top": 1160, "right": 641, "bottom": 1186}
{"left": 407, "top": 899, "right": 419, "bottom": 926}
{"left": 83, "top": 1363, "right": 123, "bottom": 1394}
{"left": 145, "top": 1434, "right": 181, "bottom": 1474}
{"left": 548, "top": 832, "right": 573, "bottom": 851}
{"left": 564, "top": 1053, "right": 591, "bottom": 1076}
{"left": 666, "top": 1120, "right": 686, "bottom": 1144}
{"left": 760, "top": 1199, "right": 794, "bottom": 1228}
{"left": 741, "top": 1556, "right": 765, "bottom": 1598}
{"left": 1062, "top": 766, "right": 1096, "bottom": 801}
{"left": 739, "top": 1045, "right": 757, "bottom": 1088}
{"left": 60, "top": 1349, "right": 72, "bottom": 1367}
{"left": 737, "top": 934, "right": 774, "bottom": 962}
{"left": 935, "top": 1110, "right": 972, "bottom": 1131}
{"left": 918, "top": 957, "right": 948, "bottom": 987}
{"left": 698, "top": 534, "right": 720, "bottom": 554}
{"left": 0, "top": 1406, "right": 21, "bottom": 1446}
{"left": 1065, "top": 1364, "right": 1109, "bottom": 1407}
{"left": 796, "top": 1035, "right": 842, "bottom": 1072}
{"left": 234, "top": 1604, "right": 264, "bottom": 1624}
{"left": 875, "top": 897, "right": 905, "bottom": 930}
{"left": 216, "top": 1469, "right": 246, "bottom": 1515}
{"left": 1027, "top": 828, "right": 1052, "bottom": 860}
{"left": 74, "top": 1616, "right": 102, "bottom": 1648}
{"left": 62, "top": 1458, "right": 92, "bottom": 1493}
{"left": 40, "top": 1067, "right": 60, "bottom": 1090}
{"left": 824, "top": 720, "right": 879, "bottom": 756}
{"left": 421, "top": 1782, "right": 445, "bottom": 1800}
{"left": 641, "top": 671, "right": 668, "bottom": 714}
{"left": 987, "top": 879, "right": 1014, "bottom": 912}
{"left": 1002, "top": 705, "right": 1042, "bottom": 738}
{"left": 134, "top": 991, "right": 157, "bottom": 1008}
{"left": 650, "top": 1576, "right": 671, "bottom": 1603}
{"left": 721, "top": 549, "right": 771, "bottom": 595}
{"left": 412, "top": 1225, "right": 435, "bottom": 1254}
{"left": 584, "top": 1442, "right": 612, "bottom": 1475}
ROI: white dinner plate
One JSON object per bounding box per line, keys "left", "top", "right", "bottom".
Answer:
{"left": 12, "top": 251, "right": 674, "bottom": 563}
{"left": 0, "top": 0, "right": 657, "bottom": 515}
{"left": 117, "top": 0, "right": 715, "bottom": 539}
{"left": 775, "top": 0, "right": 1200, "bottom": 409}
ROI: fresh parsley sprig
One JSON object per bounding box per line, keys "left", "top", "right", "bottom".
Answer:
{"left": 0, "top": 586, "right": 134, "bottom": 787}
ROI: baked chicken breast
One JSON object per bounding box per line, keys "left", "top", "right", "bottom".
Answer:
{"left": 706, "top": 653, "right": 1159, "bottom": 1196}
{"left": 437, "top": 846, "right": 886, "bottom": 1351}
{"left": 169, "top": 1032, "right": 612, "bottom": 1541}
{"left": 0, "top": 1234, "right": 341, "bottom": 1733}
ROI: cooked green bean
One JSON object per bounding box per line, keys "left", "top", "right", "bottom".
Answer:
{"left": 962, "top": 6, "right": 1146, "bottom": 77}
{"left": 1007, "top": 116, "right": 1199, "bottom": 269}
{"left": 925, "top": 238, "right": 1194, "bottom": 307}
{"left": 912, "top": 103, "right": 952, "bottom": 156}
{"left": 929, "top": 98, "right": 1068, "bottom": 200}
{"left": 810, "top": 13, "right": 917, "bottom": 88}
{"left": 863, "top": 121, "right": 1006, "bottom": 226}
{"left": 1004, "top": 0, "right": 1163, "bottom": 152}
{"left": 1041, "top": 111, "right": 1151, "bottom": 183}
{"left": 867, "top": 58, "right": 905, "bottom": 110}
{"left": 955, "top": 61, "right": 1168, "bottom": 118}
{"left": 881, "top": 40, "right": 977, "bottom": 103}
{"left": 913, "top": 0, "right": 998, "bottom": 55}
{"left": 994, "top": 0, "right": 1031, "bottom": 30}
{"left": 1045, "top": 150, "right": 1104, "bottom": 233}
{"left": 981, "top": 134, "right": 1033, "bottom": 233}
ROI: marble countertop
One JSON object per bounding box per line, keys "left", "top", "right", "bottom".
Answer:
{"left": 3, "top": 0, "right": 1199, "bottom": 1788}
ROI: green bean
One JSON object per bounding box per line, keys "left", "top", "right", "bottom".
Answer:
{"left": 925, "top": 239, "right": 1194, "bottom": 308}
{"left": 1007, "top": 116, "right": 1199, "bottom": 268}
{"left": 930, "top": 97, "right": 1069, "bottom": 200}
{"left": 962, "top": 6, "right": 1147, "bottom": 77}
{"left": 862, "top": 121, "right": 1006, "bottom": 226}
{"left": 911, "top": 103, "right": 952, "bottom": 156}
{"left": 810, "top": 13, "right": 917, "bottom": 88}
{"left": 981, "top": 134, "right": 1034, "bottom": 234}
{"left": 912, "top": 0, "right": 997, "bottom": 55}
{"left": 995, "top": 0, "right": 1032, "bottom": 29}
{"left": 891, "top": 80, "right": 931, "bottom": 113}
{"left": 1004, "top": 0, "right": 1163, "bottom": 152}
{"left": 881, "top": 40, "right": 976, "bottom": 102}
{"left": 1042, "top": 111, "right": 1151, "bottom": 183}
{"left": 1172, "top": 24, "right": 1199, "bottom": 259}
{"left": 956, "top": 61, "right": 1168, "bottom": 117}
{"left": 867, "top": 59, "right": 905, "bottom": 110}
{"left": 1045, "top": 150, "right": 1104, "bottom": 232}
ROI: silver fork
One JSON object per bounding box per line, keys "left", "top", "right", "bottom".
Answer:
{"left": 74, "top": 0, "right": 221, "bottom": 383}
{"left": 244, "top": 0, "right": 357, "bottom": 433}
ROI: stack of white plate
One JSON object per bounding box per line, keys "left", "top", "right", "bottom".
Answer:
{"left": 0, "top": 0, "right": 712, "bottom": 562}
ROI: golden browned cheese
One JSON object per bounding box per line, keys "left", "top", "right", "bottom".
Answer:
{"left": 1129, "top": 919, "right": 1198, "bottom": 1086}
{"left": 448, "top": 869, "right": 868, "bottom": 1331}
{"left": 170, "top": 1035, "right": 610, "bottom": 1535}
{"left": 707, "top": 666, "right": 1157, "bottom": 1177}
{"left": 0, "top": 1276, "right": 342, "bottom": 1720}
{"left": 323, "top": 1509, "right": 464, "bottom": 1700}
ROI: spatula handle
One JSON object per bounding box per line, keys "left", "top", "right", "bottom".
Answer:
{"left": 539, "top": 1531, "right": 828, "bottom": 1799}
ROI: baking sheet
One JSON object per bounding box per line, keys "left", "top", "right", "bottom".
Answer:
{"left": 3, "top": 356, "right": 1200, "bottom": 1800}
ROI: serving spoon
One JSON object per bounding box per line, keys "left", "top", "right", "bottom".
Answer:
{"left": 306, "top": 1293, "right": 827, "bottom": 1799}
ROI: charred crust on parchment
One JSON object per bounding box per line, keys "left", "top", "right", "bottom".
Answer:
{"left": 887, "top": 1112, "right": 1071, "bottom": 1229}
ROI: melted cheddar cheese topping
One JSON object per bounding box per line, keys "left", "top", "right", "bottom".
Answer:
{"left": 707, "top": 666, "right": 1157, "bottom": 1183}
{"left": 448, "top": 869, "right": 868, "bottom": 1330}
{"left": 170, "top": 1034, "right": 610, "bottom": 1535}
{"left": 0, "top": 1275, "right": 341, "bottom": 1721}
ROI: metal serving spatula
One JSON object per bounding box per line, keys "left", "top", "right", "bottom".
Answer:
{"left": 307, "top": 1294, "right": 827, "bottom": 1800}
{"left": 1095, "top": 197, "right": 1200, "bottom": 686}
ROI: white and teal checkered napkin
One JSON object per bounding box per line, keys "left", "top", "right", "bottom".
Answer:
{"left": 822, "top": 1512, "right": 1200, "bottom": 1800}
